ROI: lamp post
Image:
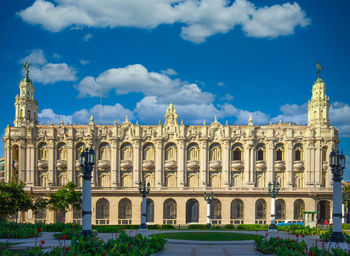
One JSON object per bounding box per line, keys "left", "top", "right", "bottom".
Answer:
{"left": 139, "top": 181, "right": 150, "bottom": 230}
{"left": 268, "top": 179, "right": 280, "bottom": 232}
{"left": 204, "top": 192, "right": 214, "bottom": 228}
{"left": 80, "top": 147, "right": 96, "bottom": 237}
{"left": 329, "top": 149, "right": 347, "bottom": 250}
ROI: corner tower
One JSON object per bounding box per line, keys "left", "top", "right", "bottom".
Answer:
{"left": 14, "top": 62, "right": 39, "bottom": 127}
{"left": 307, "top": 62, "right": 330, "bottom": 127}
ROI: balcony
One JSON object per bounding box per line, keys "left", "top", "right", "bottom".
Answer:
{"left": 165, "top": 160, "right": 177, "bottom": 170}
{"left": 38, "top": 160, "right": 48, "bottom": 171}
{"left": 231, "top": 160, "right": 244, "bottom": 171}
{"left": 256, "top": 160, "right": 266, "bottom": 171}
{"left": 209, "top": 160, "right": 221, "bottom": 171}
{"left": 275, "top": 161, "right": 285, "bottom": 171}
{"left": 294, "top": 161, "right": 304, "bottom": 171}
{"left": 98, "top": 160, "right": 110, "bottom": 171}
{"left": 56, "top": 160, "right": 67, "bottom": 171}
{"left": 142, "top": 160, "right": 155, "bottom": 170}
{"left": 187, "top": 160, "right": 199, "bottom": 171}
{"left": 120, "top": 160, "right": 133, "bottom": 171}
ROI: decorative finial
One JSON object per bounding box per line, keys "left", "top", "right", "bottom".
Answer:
{"left": 114, "top": 120, "right": 117, "bottom": 125}
{"left": 125, "top": 115, "right": 129, "bottom": 122}
{"left": 60, "top": 119, "right": 63, "bottom": 125}
{"left": 89, "top": 114, "right": 95, "bottom": 125}
{"left": 181, "top": 119, "right": 184, "bottom": 125}
{"left": 248, "top": 115, "right": 253, "bottom": 126}
{"left": 203, "top": 120, "right": 206, "bottom": 126}
{"left": 158, "top": 119, "right": 162, "bottom": 126}
{"left": 24, "top": 61, "right": 31, "bottom": 82}
{"left": 70, "top": 121, "right": 72, "bottom": 126}
{"left": 136, "top": 120, "right": 139, "bottom": 125}
{"left": 316, "top": 62, "right": 323, "bottom": 77}
{"left": 50, "top": 121, "right": 53, "bottom": 126}
{"left": 214, "top": 116, "right": 217, "bottom": 122}
{"left": 279, "top": 120, "right": 282, "bottom": 124}
{"left": 226, "top": 120, "right": 228, "bottom": 126}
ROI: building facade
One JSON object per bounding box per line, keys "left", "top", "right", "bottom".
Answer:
{"left": 2, "top": 66, "right": 337, "bottom": 225}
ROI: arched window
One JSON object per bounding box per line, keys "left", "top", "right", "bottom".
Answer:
{"left": 118, "top": 198, "right": 132, "bottom": 224}
{"left": 276, "top": 199, "right": 286, "bottom": 220}
{"left": 294, "top": 144, "right": 303, "bottom": 161}
{"left": 35, "top": 200, "right": 46, "bottom": 223}
{"left": 294, "top": 199, "right": 305, "bottom": 220}
{"left": 143, "top": 143, "right": 155, "bottom": 161}
{"left": 38, "top": 143, "right": 48, "bottom": 161}
{"left": 27, "top": 110, "right": 31, "bottom": 119}
{"left": 186, "top": 199, "right": 199, "bottom": 223}
{"left": 256, "top": 144, "right": 265, "bottom": 161}
{"left": 96, "top": 198, "right": 110, "bottom": 224}
{"left": 322, "top": 146, "right": 327, "bottom": 162}
{"left": 73, "top": 208, "right": 82, "bottom": 224}
{"left": 76, "top": 143, "right": 85, "bottom": 161}
{"left": 210, "top": 199, "right": 221, "bottom": 220}
{"left": 165, "top": 143, "right": 177, "bottom": 161}
{"left": 99, "top": 143, "right": 111, "bottom": 161}
{"left": 146, "top": 199, "right": 154, "bottom": 223}
{"left": 121, "top": 143, "right": 133, "bottom": 161}
{"left": 231, "top": 199, "right": 244, "bottom": 220}
{"left": 187, "top": 143, "right": 199, "bottom": 161}
{"left": 56, "top": 209, "right": 65, "bottom": 223}
{"left": 275, "top": 143, "right": 284, "bottom": 161}
{"left": 57, "top": 143, "right": 67, "bottom": 161}
{"left": 255, "top": 199, "right": 266, "bottom": 220}
{"left": 209, "top": 143, "right": 221, "bottom": 161}
{"left": 232, "top": 143, "right": 243, "bottom": 161}
{"left": 163, "top": 199, "right": 177, "bottom": 223}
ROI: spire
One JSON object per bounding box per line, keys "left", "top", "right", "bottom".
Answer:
{"left": 248, "top": 115, "right": 253, "bottom": 126}
{"left": 89, "top": 114, "right": 95, "bottom": 125}
{"left": 307, "top": 62, "right": 330, "bottom": 127}
{"left": 14, "top": 62, "right": 38, "bottom": 127}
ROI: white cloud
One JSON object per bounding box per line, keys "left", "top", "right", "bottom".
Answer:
{"left": 220, "top": 93, "right": 233, "bottom": 101}
{"left": 18, "top": 0, "right": 310, "bottom": 43}
{"left": 76, "top": 64, "right": 214, "bottom": 104}
{"left": 79, "top": 60, "right": 90, "bottom": 65}
{"left": 39, "top": 108, "right": 72, "bottom": 124}
{"left": 217, "top": 82, "right": 224, "bottom": 86}
{"left": 82, "top": 33, "right": 93, "bottom": 42}
{"left": 19, "top": 49, "right": 46, "bottom": 65}
{"left": 270, "top": 103, "right": 308, "bottom": 124}
{"left": 161, "top": 68, "right": 177, "bottom": 76}
{"left": 20, "top": 49, "right": 77, "bottom": 84}
{"left": 330, "top": 102, "right": 350, "bottom": 137}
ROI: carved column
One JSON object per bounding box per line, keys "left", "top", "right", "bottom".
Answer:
{"left": 222, "top": 140, "right": 230, "bottom": 187}
{"left": 48, "top": 140, "right": 55, "bottom": 186}
{"left": 155, "top": 139, "right": 163, "bottom": 187}
{"left": 5, "top": 143, "right": 11, "bottom": 183}
{"left": 285, "top": 142, "right": 293, "bottom": 188}
{"left": 67, "top": 140, "right": 74, "bottom": 183}
{"left": 315, "top": 140, "right": 322, "bottom": 188}
{"left": 200, "top": 139, "right": 208, "bottom": 187}
{"left": 27, "top": 142, "right": 35, "bottom": 186}
{"left": 19, "top": 143, "right": 26, "bottom": 183}
{"left": 243, "top": 143, "right": 250, "bottom": 186}
{"left": 133, "top": 139, "right": 141, "bottom": 187}
{"left": 266, "top": 140, "right": 274, "bottom": 184}
{"left": 111, "top": 139, "right": 118, "bottom": 186}
{"left": 177, "top": 139, "right": 185, "bottom": 188}
{"left": 249, "top": 145, "right": 255, "bottom": 185}
{"left": 305, "top": 142, "right": 313, "bottom": 186}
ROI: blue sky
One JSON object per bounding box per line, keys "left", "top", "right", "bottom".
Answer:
{"left": 1, "top": 0, "right": 350, "bottom": 179}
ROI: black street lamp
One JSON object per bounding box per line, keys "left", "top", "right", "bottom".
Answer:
{"left": 139, "top": 181, "right": 150, "bottom": 229}
{"left": 80, "top": 147, "right": 96, "bottom": 237}
{"left": 329, "top": 149, "right": 347, "bottom": 249}
{"left": 268, "top": 179, "right": 280, "bottom": 231}
{"left": 204, "top": 192, "right": 215, "bottom": 227}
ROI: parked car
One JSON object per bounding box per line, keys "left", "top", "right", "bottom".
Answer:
{"left": 277, "top": 220, "right": 304, "bottom": 226}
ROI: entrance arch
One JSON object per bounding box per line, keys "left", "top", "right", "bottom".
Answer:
{"left": 317, "top": 200, "right": 331, "bottom": 224}
{"left": 186, "top": 199, "right": 199, "bottom": 223}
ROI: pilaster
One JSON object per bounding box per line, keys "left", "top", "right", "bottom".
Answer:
{"left": 111, "top": 139, "right": 118, "bottom": 186}
{"left": 155, "top": 139, "right": 163, "bottom": 187}
{"left": 67, "top": 140, "right": 74, "bottom": 183}
{"left": 200, "top": 139, "right": 208, "bottom": 187}
{"left": 315, "top": 140, "right": 322, "bottom": 188}
{"left": 285, "top": 142, "right": 293, "bottom": 188}
{"left": 222, "top": 140, "right": 230, "bottom": 187}
{"left": 20, "top": 143, "right": 26, "bottom": 183}
{"left": 177, "top": 139, "right": 185, "bottom": 188}
{"left": 133, "top": 139, "right": 141, "bottom": 186}
{"left": 48, "top": 140, "right": 55, "bottom": 186}
{"left": 243, "top": 143, "right": 250, "bottom": 186}
{"left": 266, "top": 141, "right": 274, "bottom": 184}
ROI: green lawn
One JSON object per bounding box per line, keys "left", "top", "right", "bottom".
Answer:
{"left": 158, "top": 232, "right": 262, "bottom": 241}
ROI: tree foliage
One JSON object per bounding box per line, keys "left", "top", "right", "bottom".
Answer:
{"left": 0, "top": 181, "right": 36, "bottom": 220}
{"left": 47, "top": 182, "right": 82, "bottom": 212}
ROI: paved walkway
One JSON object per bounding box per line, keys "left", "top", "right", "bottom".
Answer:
{"left": 0, "top": 230, "right": 324, "bottom": 256}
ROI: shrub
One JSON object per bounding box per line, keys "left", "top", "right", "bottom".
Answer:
{"left": 0, "top": 221, "right": 39, "bottom": 238}
{"left": 223, "top": 224, "right": 235, "bottom": 230}
{"left": 187, "top": 224, "right": 210, "bottom": 230}
{"left": 237, "top": 224, "right": 268, "bottom": 231}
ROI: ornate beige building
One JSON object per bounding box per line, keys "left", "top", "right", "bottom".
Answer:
{"left": 2, "top": 67, "right": 337, "bottom": 226}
